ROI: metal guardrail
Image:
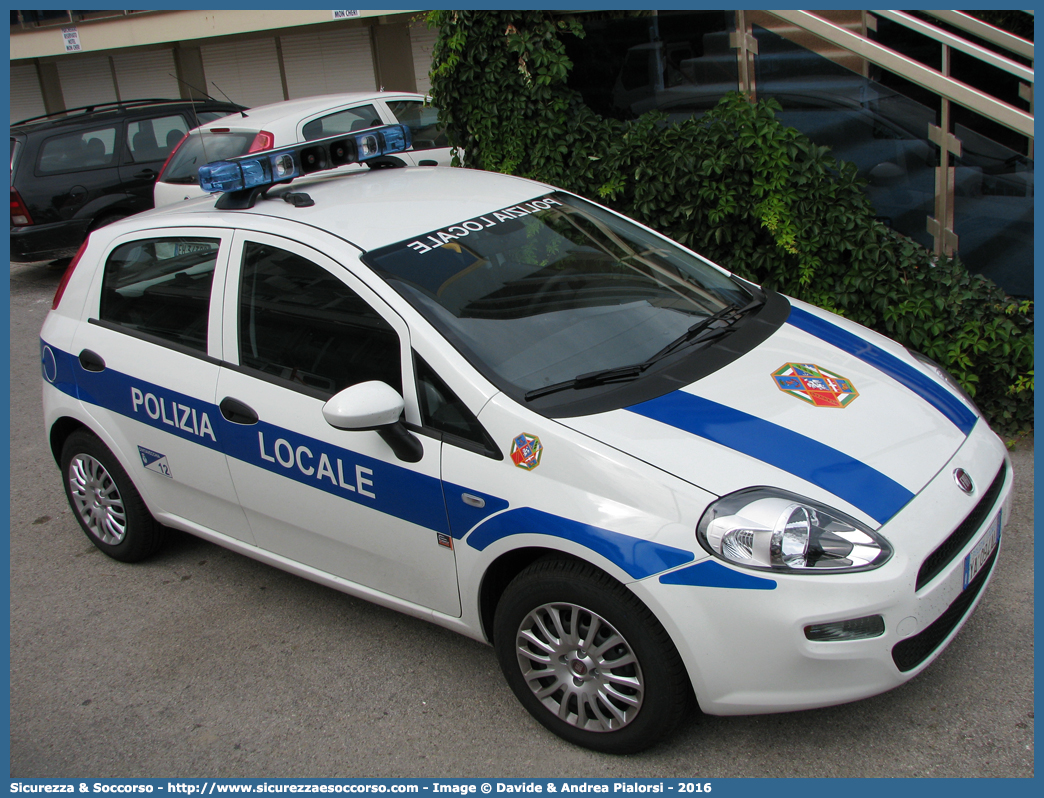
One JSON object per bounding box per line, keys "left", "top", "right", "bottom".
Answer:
{"left": 765, "top": 10, "right": 1033, "bottom": 139}
{"left": 922, "top": 10, "right": 1034, "bottom": 62}
{"left": 872, "top": 10, "right": 1032, "bottom": 84}
{"left": 749, "top": 10, "right": 1033, "bottom": 275}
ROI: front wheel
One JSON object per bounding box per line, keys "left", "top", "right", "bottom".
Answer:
{"left": 60, "top": 430, "right": 165, "bottom": 562}
{"left": 493, "top": 558, "right": 692, "bottom": 753}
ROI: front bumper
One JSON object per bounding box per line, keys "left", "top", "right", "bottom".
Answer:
{"left": 634, "top": 417, "right": 1012, "bottom": 716}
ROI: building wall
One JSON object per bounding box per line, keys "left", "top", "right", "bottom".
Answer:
{"left": 10, "top": 10, "right": 439, "bottom": 123}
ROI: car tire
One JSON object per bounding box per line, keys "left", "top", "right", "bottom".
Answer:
{"left": 493, "top": 557, "right": 692, "bottom": 754}
{"left": 60, "top": 430, "right": 165, "bottom": 562}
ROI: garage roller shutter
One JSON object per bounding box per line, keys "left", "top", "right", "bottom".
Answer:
{"left": 201, "top": 38, "right": 284, "bottom": 108}
{"left": 281, "top": 26, "right": 376, "bottom": 97}
{"left": 57, "top": 55, "right": 117, "bottom": 108}
{"left": 113, "top": 49, "right": 179, "bottom": 101}
{"left": 11, "top": 64, "right": 46, "bottom": 123}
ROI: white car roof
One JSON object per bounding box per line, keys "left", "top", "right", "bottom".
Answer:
{"left": 137, "top": 166, "right": 555, "bottom": 254}
{"left": 198, "top": 92, "right": 426, "bottom": 131}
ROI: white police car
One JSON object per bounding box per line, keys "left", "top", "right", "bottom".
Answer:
{"left": 41, "top": 125, "right": 1012, "bottom": 754}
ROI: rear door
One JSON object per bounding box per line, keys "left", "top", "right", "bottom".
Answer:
{"left": 28, "top": 123, "right": 123, "bottom": 226}
{"left": 70, "top": 227, "right": 255, "bottom": 543}
{"left": 119, "top": 112, "right": 191, "bottom": 204}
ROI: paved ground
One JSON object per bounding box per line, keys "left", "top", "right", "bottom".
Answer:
{"left": 9, "top": 258, "right": 1034, "bottom": 778}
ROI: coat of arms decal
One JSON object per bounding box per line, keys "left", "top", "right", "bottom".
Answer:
{"left": 510, "top": 432, "right": 544, "bottom": 470}
{"left": 772, "top": 363, "right": 859, "bottom": 408}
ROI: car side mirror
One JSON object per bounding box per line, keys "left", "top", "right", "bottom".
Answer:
{"left": 323, "top": 381, "right": 403, "bottom": 429}
{"left": 322, "top": 381, "right": 423, "bottom": 463}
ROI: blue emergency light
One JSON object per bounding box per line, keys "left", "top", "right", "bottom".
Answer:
{"left": 198, "top": 124, "right": 413, "bottom": 195}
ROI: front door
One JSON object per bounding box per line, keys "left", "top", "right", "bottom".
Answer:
{"left": 215, "top": 232, "right": 461, "bottom": 616}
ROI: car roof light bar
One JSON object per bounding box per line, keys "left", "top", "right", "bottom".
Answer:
{"left": 199, "top": 123, "right": 413, "bottom": 209}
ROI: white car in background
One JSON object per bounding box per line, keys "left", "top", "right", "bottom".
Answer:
{"left": 154, "top": 92, "right": 452, "bottom": 207}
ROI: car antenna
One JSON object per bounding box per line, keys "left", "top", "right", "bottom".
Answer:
{"left": 167, "top": 73, "right": 213, "bottom": 130}
{"left": 211, "top": 81, "right": 249, "bottom": 117}
{"left": 168, "top": 73, "right": 220, "bottom": 103}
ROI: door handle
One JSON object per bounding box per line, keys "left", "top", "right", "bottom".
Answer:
{"left": 219, "top": 397, "right": 258, "bottom": 425}
{"left": 77, "top": 349, "right": 105, "bottom": 372}
{"left": 133, "top": 169, "right": 157, "bottom": 180}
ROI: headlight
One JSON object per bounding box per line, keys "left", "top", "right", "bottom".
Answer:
{"left": 906, "top": 348, "right": 982, "bottom": 417}
{"left": 697, "top": 488, "right": 892, "bottom": 573}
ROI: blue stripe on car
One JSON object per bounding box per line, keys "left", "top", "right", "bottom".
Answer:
{"left": 43, "top": 341, "right": 453, "bottom": 534}
{"left": 626, "top": 391, "right": 914, "bottom": 524}
{"left": 787, "top": 305, "right": 977, "bottom": 435}
{"left": 659, "top": 560, "right": 777, "bottom": 590}
{"left": 464, "top": 507, "right": 695, "bottom": 580}
{"left": 46, "top": 340, "right": 691, "bottom": 578}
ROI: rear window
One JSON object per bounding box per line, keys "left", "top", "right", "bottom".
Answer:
{"left": 37, "top": 126, "right": 118, "bottom": 174}
{"left": 301, "top": 104, "right": 382, "bottom": 141}
{"left": 160, "top": 131, "right": 256, "bottom": 183}
{"left": 100, "top": 237, "right": 220, "bottom": 352}
{"left": 127, "top": 114, "right": 190, "bottom": 163}
{"left": 386, "top": 100, "right": 449, "bottom": 150}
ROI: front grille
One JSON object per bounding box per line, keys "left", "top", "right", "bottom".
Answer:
{"left": 892, "top": 546, "right": 997, "bottom": 672}
{"left": 916, "top": 461, "right": 1006, "bottom": 591}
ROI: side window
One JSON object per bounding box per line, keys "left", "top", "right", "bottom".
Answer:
{"left": 127, "top": 115, "right": 189, "bottom": 163}
{"left": 415, "top": 355, "right": 495, "bottom": 453}
{"left": 38, "top": 126, "right": 118, "bottom": 174}
{"left": 302, "top": 104, "right": 382, "bottom": 141}
{"left": 99, "top": 237, "right": 220, "bottom": 352}
{"left": 238, "top": 242, "right": 402, "bottom": 397}
{"left": 386, "top": 100, "right": 449, "bottom": 150}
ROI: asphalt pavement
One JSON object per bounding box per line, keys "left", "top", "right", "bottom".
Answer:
{"left": 8, "top": 258, "right": 1035, "bottom": 778}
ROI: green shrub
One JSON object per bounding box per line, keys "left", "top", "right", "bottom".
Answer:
{"left": 428, "top": 10, "right": 1033, "bottom": 437}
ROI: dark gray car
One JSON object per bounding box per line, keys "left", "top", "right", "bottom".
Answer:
{"left": 10, "top": 98, "right": 242, "bottom": 263}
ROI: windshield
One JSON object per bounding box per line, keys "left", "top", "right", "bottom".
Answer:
{"left": 366, "top": 193, "right": 752, "bottom": 397}
{"left": 161, "top": 131, "right": 256, "bottom": 183}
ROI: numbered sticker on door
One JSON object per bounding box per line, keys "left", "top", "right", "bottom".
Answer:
{"left": 138, "top": 445, "right": 173, "bottom": 479}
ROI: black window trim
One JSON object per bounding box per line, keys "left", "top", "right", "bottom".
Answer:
{"left": 412, "top": 352, "right": 502, "bottom": 460}
{"left": 219, "top": 358, "right": 339, "bottom": 403}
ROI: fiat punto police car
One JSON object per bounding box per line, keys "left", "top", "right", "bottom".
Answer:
{"left": 40, "top": 125, "right": 1012, "bottom": 754}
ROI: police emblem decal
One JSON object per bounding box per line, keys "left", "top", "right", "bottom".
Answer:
{"left": 772, "top": 363, "right": 859, "bottom": 408}
{"left": 510, "top": 433, "right": 543, "bottom": 471}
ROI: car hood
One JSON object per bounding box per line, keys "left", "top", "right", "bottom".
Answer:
{"left": 556, "top": 301, "right": 979, "bottom": 529}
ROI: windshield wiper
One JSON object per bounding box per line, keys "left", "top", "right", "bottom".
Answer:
{"left": 524, "top": 363, "right": 648, "bottom": 401}
{"left": 643, "top": 297, "right": 764, "bottom": 366}
{"left": 523, "top": 297, "right": 764, "bottom": 402}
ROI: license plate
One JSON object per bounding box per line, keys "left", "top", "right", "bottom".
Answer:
{"left": 963, "top": 510, "right": 1001, "bottom": 590}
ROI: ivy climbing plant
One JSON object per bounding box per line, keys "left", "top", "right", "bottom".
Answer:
{"left": 427, "top": 10, "right": 1033, "bottom": 438}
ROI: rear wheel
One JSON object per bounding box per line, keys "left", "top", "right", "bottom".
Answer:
{"left": 60, "top": 430, "right": 165, "bottom": 562}
{"left": 493, "top": 558, "right": 692, "bottom": 753}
